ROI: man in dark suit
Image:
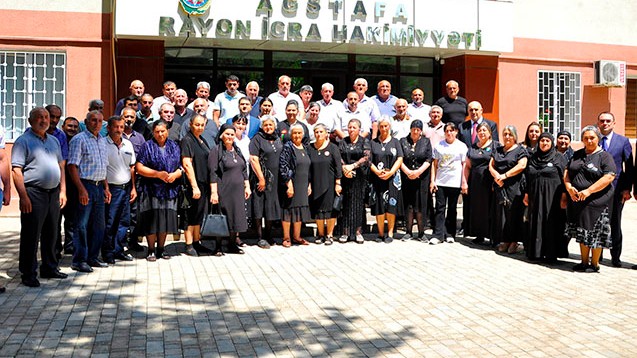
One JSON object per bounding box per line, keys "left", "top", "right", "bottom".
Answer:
{"left": 597, "top": 112, "right": 634, "bottom": 267}
{"left": 459, "top": 101, "right": 499, "bottom": 148}
{"left": 227, "top": 96, "right": 260, "bottom": 139}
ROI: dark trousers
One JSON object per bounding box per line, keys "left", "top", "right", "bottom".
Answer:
{"left": 103, "top": 184, "right": 131, "bottom": 259}
{"left": 433, "top": 186, "right": 461, "bottom": 240}
{"left": 19, "top": 186, "right": 60, "bottom": 279}
{"left": 610, "top": 192, "right": 624, "bottom": 260}
{"left": 58, "top": 180, "right": 77, "bottom": 254}
{"left": 73, "top": 180, "right": 106, "bottom": 265}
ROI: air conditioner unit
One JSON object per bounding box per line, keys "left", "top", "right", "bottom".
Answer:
{"left": 595, "top": 60, "right": 626, "bottom": 87}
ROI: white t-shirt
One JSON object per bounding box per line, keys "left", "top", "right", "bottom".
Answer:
{"left": 214, "top": 91, "right": 243, "bottom": 123}
{"left": 390, "top": 117, "right": 413, "bottom": 139}
{"left": 408, "top": 102, "right": 432, "bottom": 122}
{"left": 433, "top": 139, "right": 467, "bottom": 188}
{"left": 268, "top": 91, "right": 303, "bottom": 122}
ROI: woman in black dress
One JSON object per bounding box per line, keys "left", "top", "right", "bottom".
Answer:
{"left": 278, "top": 123, "right": 312, "bottom": 247}
{"left": 463, "top": 122, "right": 498, "bottom": 245}
{"left": 259, "top": 98, "right": 274, "bottom": 119}
{"left": 564, "top": 126, "right": 616, "bottom": 272}
{"left": 399, "top": 120, "right": 432, "bottom": 242}
{"left": 181, "top": 115, "right": 213, "bottom": 256}
{"left": 523, "top": 132, "right": 567, "bottom": 263}
{"left": 489, "top": 125, "right": 529, "bottom": 253}
{"left": 249, "top": 115, "right": 283, "bottom": 249}
{"left": 556, "top": 130, "right": 574, "bottom": 162}
{"left": 309, "top": 124, "right": 343, "bottom": 245}
{"left": 136, "top": 120, "right": 183, "bottom": 261}
{"left": 208, "top": 124, "right": 251, "bottom": 256}
{"left": 370, "top": 116, "right": 404, "bottom": 242}
{"left": 522, "top": 121, "right": 542, "bottom": 155}
{"left": 277, "top": 100, "right": 309, "bottom": 144}
{"left": 339, "top": 118, "right": 370, "bottom": 244}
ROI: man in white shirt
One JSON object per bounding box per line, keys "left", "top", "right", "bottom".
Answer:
{"left": 337, "top": 91, "right": 372, "bottom": 139}
{"left": 390, "top": 98, "right": 413, "bottom": 139}
{"left": 213, "top": 75, "right": 243, "bottom": 127}
{"left": 268, "top": 75, "right": 305, "bottom": 121}
{"left": 150, "top": 81, "right": 177, "bottom": 120}
{"left": 347, "top": 78, "right": 380, "bottom": 138}
{"left": 317, "top": 83, "right": 345, "bottom": 138}
{"left": 187, "top": 81, "right": 216, "bottom": 120}
{"left": 407, "top": 88, "right": 431, "bottom": 122}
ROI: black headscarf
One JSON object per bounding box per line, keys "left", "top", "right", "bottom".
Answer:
{"left": 529, "top": 132, "right": 566, "bottom": 176}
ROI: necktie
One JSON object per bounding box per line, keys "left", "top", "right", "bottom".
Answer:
{"left": 601, "top": 136, "right": 608, "bottom": 151}
{"left": 471, "top": 121, "right": 478, "bottom": 144}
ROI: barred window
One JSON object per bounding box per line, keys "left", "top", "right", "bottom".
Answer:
{"left": 0, "top": 51, "right": 66, "bottom": 140}
{"left": 537, "top": 71, "right": 581, "bottom": 138}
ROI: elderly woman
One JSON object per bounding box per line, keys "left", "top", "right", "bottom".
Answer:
{"left": 399, "top": 120, "right": 432, "bottom": 242}
{"left": 277, "top": 100, "right": 309, "bottom": 144}
{"left": 339, "top": 118, "right": 370, "bottom": 244}
{"left": 249, "top": 115, "right": 283, "bottom": 249}
{"left": 564, "top": 126, "right": 616, "bottom": 272}
{"left": 489, "top": 125, "right": 529, "bottom": 253}
{"left": 136, "top": 120, "right": 183, "bottom": 261}
{"left": 232, "top": 115, "right": 251, "bottom": 248}
{"left": 370, "top": 116, "right": 404, "bottom": 242}
{"left": 463, "top": 122, "right": 498, "bottom": 245}
{"left": 259, "top": 98, "right": 274, "bottom": 118}
{"left": 181, "top": 115, "right": 213, "bottom": 256}
{"left": 208, "top": 124, "right": 251, "bottom": 256}
{"left": 523, "top": 132, "right": 567, "bottom": 263}
{"left": 556, "top": 130, "right": 574, "bottom": 162}
{"left": 308, "top": 124, "right": 343, "bottom": 245}
{"left": 279, "top": 123, "right": 312, "bottom": 247}
{"left": 522, "top": 122, "right": 542, "bottom": 155}
{"left": 429, "top": 122, "right": 467, "bottom": 244}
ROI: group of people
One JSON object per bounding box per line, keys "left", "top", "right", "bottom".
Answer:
{"left": 3, "top": 75, "right": 636, "bottom": 290}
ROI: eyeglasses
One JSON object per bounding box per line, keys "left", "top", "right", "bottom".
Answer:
{"left": 598, "top": 119, "right": 613, "bottom": 123}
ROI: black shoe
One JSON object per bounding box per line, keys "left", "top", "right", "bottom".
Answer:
{"left": 40, "top": 270, "right": 68, "bottom": 279}
{"left": 472, "top": 237, "right": 485, "bottom": 245}
{"left": 0, "top": 286, "right": 5, "bottom": 293}
{"left": 160, "top": 252, "right": 171, "bottom": 260}
{"left": 315, "top": 236, "right": 325, "bottom": 245}
{"left": 114, "top": 252, "right": 134, "bottom": 261}
{"left": 128, "top": 240, "right": 145, "bottom": 252}
{"left": 193, "top": 241, "right": 213, "bottom": 254}
{"left": 257, "top": 239, "right": 271, "bottom": 249}
{"left": 104, "top": 257, "right": 116, "bottom": 265}
{"left": 573, "top": 263, "right": 589, "bottom": 272}
{"left": 184, "top": 245, "right": 199, "bottom": 257}
{"left": 236, "top": 238, "right": 247, "bottom": 247}
{"left": 384, "top": 236, "right": 393, "bottom": 243}
{"left": 88, "top": 259, "right": 108, "bottom": 268}
{"left": 611, "top": 259, "right": 622, "bottom": 268}
{"left": 586, "top": 265, "right": 600, "bottom": 273}
{"left": 72, "top": 262, "right": 94, "bottom": 273}
{"left": 227, "top": 248, "right": 245, "bottom": 254}
{"left": 21, "top": 277, "right": 40, "bottom": 287}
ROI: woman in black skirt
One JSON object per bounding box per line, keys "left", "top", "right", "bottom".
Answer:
{"left": 399, "top": 120, "right": 432, "bottom": 242}
{"left": 339, "top": 118, "right": 370, "bottom": 244}
{"left": 369, "top": 116, "right": 404, "bottom": 242}
{"left": 278, "top": 123, "right": 312, "bottom": 247}
{"left": 308, "top": 124, "right": 343, "bottom": 245}
{"left": 208, "top": 124, "right": 251, "bottom": 256}
{"left": 249, "top": 115, "right": 283, "bottom": 249}
{"left": 181, "top": 115, "right": 213, "bottom": 256}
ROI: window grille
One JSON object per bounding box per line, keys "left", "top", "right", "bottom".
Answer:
{"left": 0, "top": 51, "right": 66, "bottom": 140}
{"left": 537, "top": 71, "right": 581, "bottom": 138}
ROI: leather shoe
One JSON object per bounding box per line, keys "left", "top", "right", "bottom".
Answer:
{"left": 41, "top": 270, "right": 68, "bottom": 279}
{"left": 71, "top": 262, "right": 94, "bottom": 273}
{"left": 115, "top": 252, "right": 134, "bottom": 261}
{"left": 128, "top": 240, "right": 145, "bottom": 252}
{"left": 104, "top": 257, "right": 116, "bottom": 265}
{"left": 22, "top": 277, "right": 40, "bottom": 287}
{"left": 612, "top": 259, "right": 622, "bottom": 268}
{"left": 88, "top": 259, "right": 108, "bottom": 268}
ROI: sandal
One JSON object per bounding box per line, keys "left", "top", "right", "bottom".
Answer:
{"left": 292, "top": 238, "right": 309, "bottom": 246}
{"left": 507, "top": 243, "right": 519, "bottom": 254}
{"left": 282, "top": 240, "right": 292, "bottom": 248}
{"left": 497, "top": 243, "right": 508, "bottom": 253}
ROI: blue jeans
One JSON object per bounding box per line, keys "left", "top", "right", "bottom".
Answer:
{"left": 103, "top": 184, "right": 131, "bottom": 258}
{"left": 73, "top": 180, "right": 106, "bottom": 265}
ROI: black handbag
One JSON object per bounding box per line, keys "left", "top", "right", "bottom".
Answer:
{"left": 333, "top": 194, "right": 343, "bottom": 211}
{"left": 200, "top": 204, "right": 230, "bottom": 237}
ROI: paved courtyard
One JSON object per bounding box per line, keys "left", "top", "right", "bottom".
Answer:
{"left": 1, "top": 202, "right": 637, "bottom": 357}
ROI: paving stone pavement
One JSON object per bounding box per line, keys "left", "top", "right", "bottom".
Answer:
{"left": 1, "top": 202, "right": 637, "bottom": 357}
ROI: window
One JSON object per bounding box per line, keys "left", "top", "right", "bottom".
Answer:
{"left": 0, "top": 51, "right": 66, "bottom": 140}
{"left": 537, "top": 71, "right": 581, "bottom": 137}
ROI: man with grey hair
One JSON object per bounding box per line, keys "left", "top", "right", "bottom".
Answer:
{"left": 187, "top": 81, "right": 216, "bottom": 120}
{"left": 81, "top": 99, "right": 107, "bottom": 136}
{"left": 115, "top": 79, "right": 144, "bottom": 115}
{"left": 318, "top": 82, "right": 344, "bottom": 138}
{"left": 173, "top": 89, "right": 195, "bottom": 126}
{"left": 245, "top": 81, "right": 263, "bottom": 118}
{"left": 372, "top": 80, "right": 398, "bottom": 117}
{"left": 407, "top": 88, "right": 431, "bottom": 122}
{"left": 180, "top": 97, "right": 218, "bottom": 146}
{"left": 12, "top": 107, "right": 68, "bottom": 286}
{"left": 347, "top": 78, "right": 380, "bottom": 138}
{"left": 159, "top": 102, "right": 181, "bottom": 142}
{"left": 268, "top": 75, "right": 305, "bottom": 121}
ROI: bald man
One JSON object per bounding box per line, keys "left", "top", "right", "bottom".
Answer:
{"left": 434, "top": 80, "right": 468, "bottom": 126}
{"left": 115, "top": 80, "right": 145, "bottom": 116}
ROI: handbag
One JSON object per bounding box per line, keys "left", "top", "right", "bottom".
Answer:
{"left": 200, "top": 204, "right": 230, "bottom": 237}
{"left": 333, "top": 194, "right": 343, "bottom": 211}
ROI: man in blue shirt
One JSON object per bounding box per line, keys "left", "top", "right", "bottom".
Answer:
{"left": 68, "top": 110, "right": 110, "bottom": 272}
{"left": 12, "top": 107, "right": 68, "bottom": 287}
